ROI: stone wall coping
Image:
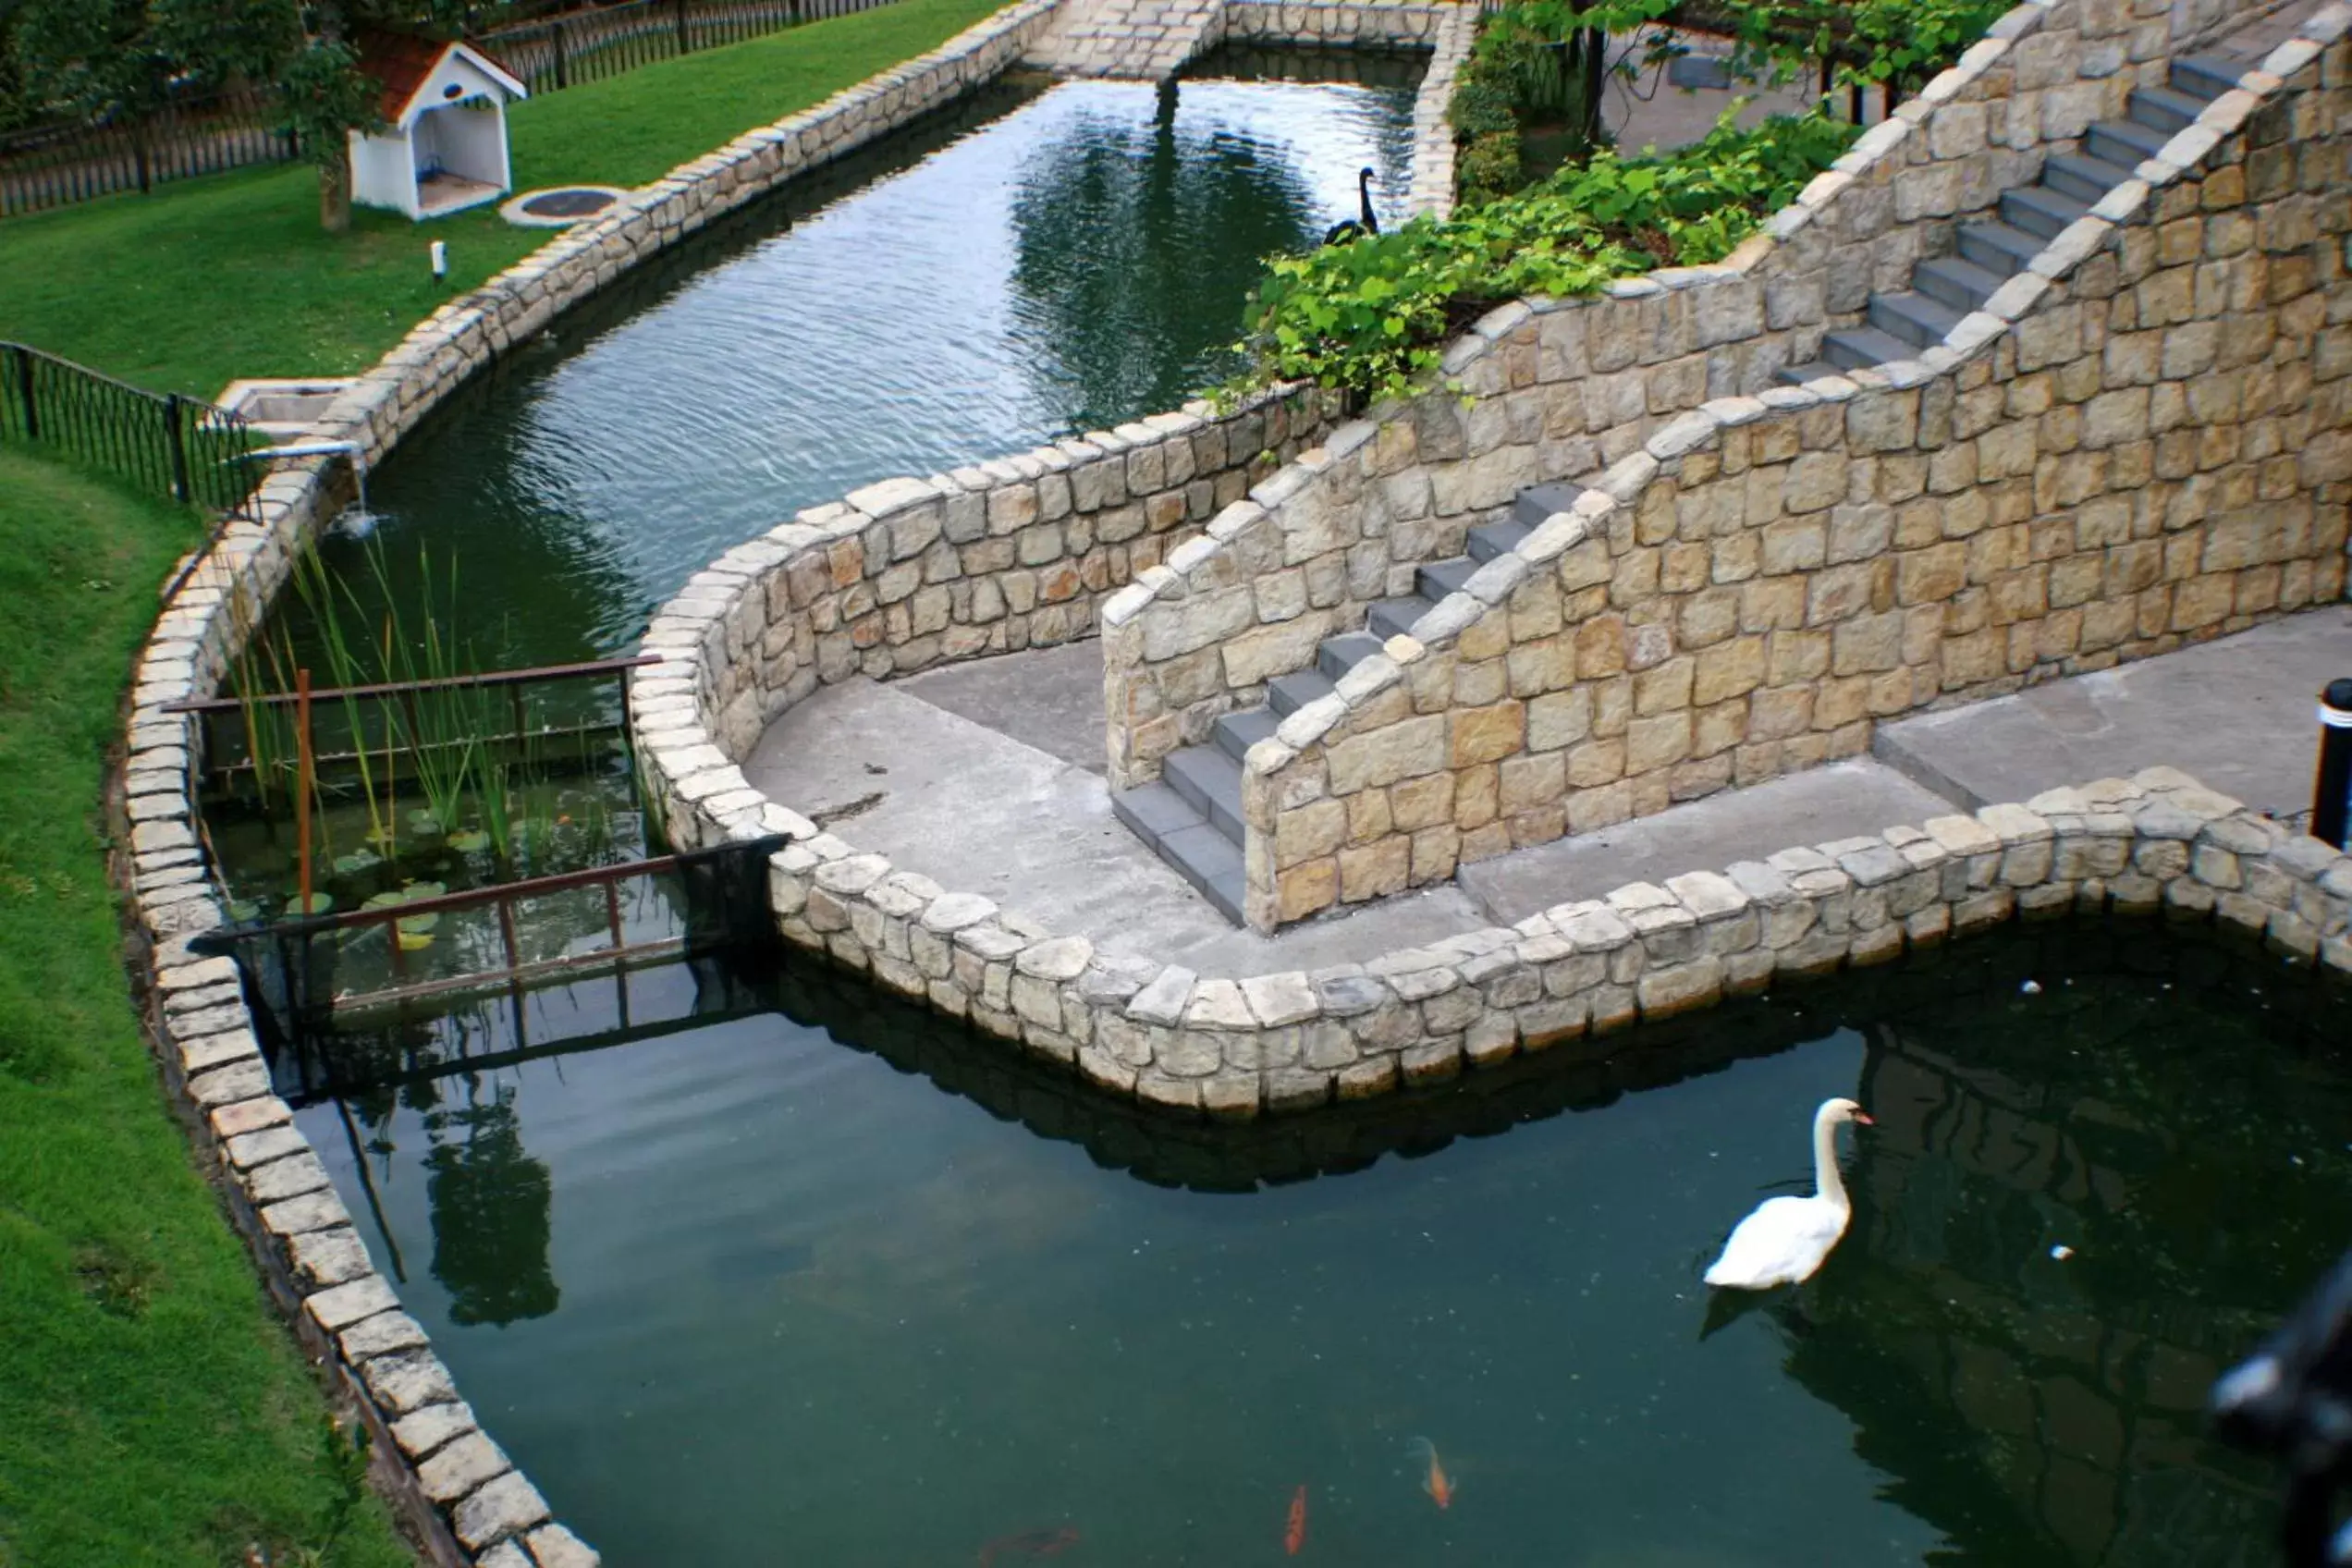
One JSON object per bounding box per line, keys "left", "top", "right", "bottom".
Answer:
{"left": 627, "top": 587, "right": 2352, "bottom": 1096}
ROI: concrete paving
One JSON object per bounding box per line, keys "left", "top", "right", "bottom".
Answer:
{"left": 898, "top": 639, "right": 1110, "bottom": 776}
{"left": 1873, "top": 606, "right": 2352, "bottom": 824}
{"left": 743, "top": 668, "right": 1488, "bottom": 976}
{"left": 1456, "top": 759, "right": 1954, "bottom": 926}
{"left": 744, "top": 606, "right": 2352, "bottom": 974}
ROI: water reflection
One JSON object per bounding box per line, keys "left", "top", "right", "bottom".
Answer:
{"left": 330, "top": 59, "right": 1419, "bottom": 667}
{"left": 290, "top": 921, "right": 2352, "bottom": 1565}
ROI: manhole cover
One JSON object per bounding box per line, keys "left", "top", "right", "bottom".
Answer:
{"left": 500, "top": 185, "right": 631, "bottom": 227}
{"left": 521, "top": 188, "right": 616, "bottom": 218}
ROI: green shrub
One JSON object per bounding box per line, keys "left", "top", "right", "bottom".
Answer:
{"left": 1233, "top": 108, "right": 1861, "bottom": 401}
{"left": 1458, "top": 129, "right": 1525, "bottom": 207}
{"left": 1445, "top": 75, "right": 1518, "bottom": 141}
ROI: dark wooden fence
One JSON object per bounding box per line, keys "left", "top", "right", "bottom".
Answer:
{"left": 477, "top": 0, "right": 905, "bottom": 95}
{"left": 0, "top": 0, "right": 909, "bottom": 219}
{"left": 0, "top": 87, "right": 295, "bottom": 218}
{"left": 0, "top": 341, "right": 255, "bottom": 512}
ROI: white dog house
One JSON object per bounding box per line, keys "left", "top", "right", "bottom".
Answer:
{"left": 349, "top": 31, "right": 528, "bottom": 221}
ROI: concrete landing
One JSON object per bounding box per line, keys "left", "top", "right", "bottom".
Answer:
{"left": 1456, "top": 760, "right": 1954, "bottom": 927}
{"left": 746, "top": 606, "right": 2350, "bottom": 976}
{"left": 1873, "top": 607, "right": 2352, "bottom": 825}
{"left": 743, "top": 655, "right": 1488, "bottom": 976}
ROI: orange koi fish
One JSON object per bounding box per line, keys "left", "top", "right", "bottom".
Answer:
{"left": 1284, "top": 1484, "right": 1308, "bottom": 1555}
{"left": 976, "top": 1525, "right": 1079, "bottom": 1566}
{"left": 1406, "top": 1437, "right": 1453, "bottom": 1509}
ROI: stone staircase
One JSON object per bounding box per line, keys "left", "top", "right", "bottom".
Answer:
{"left": 1111, "top": 479, "right": 1585, "bottom": 921}
{"left": 1780, "top": 55, "right": 2242, "bottom": 383}
{"left": 1023, "top": 0, "right": 1223, "bottom": 80}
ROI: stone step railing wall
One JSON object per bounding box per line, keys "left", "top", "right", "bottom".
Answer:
{"left": 1105, "top": 0, "right": 2352, "bottom": 929}
{"left": 1097, "top": 0, "right": 2273, "bottom": 802}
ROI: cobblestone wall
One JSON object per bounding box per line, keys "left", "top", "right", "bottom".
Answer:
{"left": 644, "top": 387, "right": 1330, "bottom": 764}
{"left": 1107, "top": 0, "right": 2352, "bottom": 927}
{"left": 115, "top": 6, "right": 1076, "bottom": 1563}
{"left": 1097, "top": 0, "right": 2285, "bottom": 801}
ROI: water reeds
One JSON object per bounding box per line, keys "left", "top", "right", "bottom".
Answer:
{"left": 217, "top": 536, "right": 634, "bottom": 913}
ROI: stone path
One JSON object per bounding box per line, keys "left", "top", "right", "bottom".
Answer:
{"left": 1024, "top": 0, "right": 1224, "bottom": 80}
{"left": 744, "top": 605, "right": 2352, "bottom": 977}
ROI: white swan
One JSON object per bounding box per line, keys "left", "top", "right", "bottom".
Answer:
{"left": 1703, "top": 1096, "right": 1873, "bottom": 1291}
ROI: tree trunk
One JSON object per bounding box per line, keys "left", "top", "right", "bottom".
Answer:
{"left": 319, "top": 149, "right": 351, "bottom": 234}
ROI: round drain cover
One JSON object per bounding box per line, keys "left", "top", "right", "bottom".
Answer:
{"left": 521, "top": 188, "right": 617, "bottom": 218}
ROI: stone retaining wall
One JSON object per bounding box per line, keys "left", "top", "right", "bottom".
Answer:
{"left": 645, "top": 386, "right": 1331, "bottom": 765}
{"left": 631, "top": 659, "right": 2352, "bottom": 1102}
{"left": 116, "top": 6, "right": 1084, "bottom": 1563}
{"left": 1096, "top": 0, "right": 2285, "bottom": 800}
{"left": 1108, "top": 0, "right": 2352, "bottom": 926}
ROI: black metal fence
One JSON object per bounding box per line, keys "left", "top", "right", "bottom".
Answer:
{"left": 0, "top": 88, "right": 295, "bottom": 218}
{"left": 0, "top": 341, "right": 256, "bottom": 512}
{"left": 478, "top": 0, "right": 904, "bottom": 93}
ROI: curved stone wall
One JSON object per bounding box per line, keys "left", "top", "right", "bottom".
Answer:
{"left": 116, "top": 6, "right": 1078, "bottom": 1562}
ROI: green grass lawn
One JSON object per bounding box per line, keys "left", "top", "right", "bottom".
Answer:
{"left": 0, "top": 0, "right": 1010, "bottom": 399}
{"left": 0, "top": 449, "right": 415, "bottom": 1568}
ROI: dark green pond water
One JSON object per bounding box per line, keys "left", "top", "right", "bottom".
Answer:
{"left": 288, "top": 921, "right": 2352, "bottom": 1567}
{"left": 323, "top": 51, "right": 1419, "bottom": 668}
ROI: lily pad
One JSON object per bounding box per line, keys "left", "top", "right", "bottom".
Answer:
{"left": 396, "top": 927, "right": 435, "bottom": 952}
{"left": 359, "top": 890, "right": 409, "bottom": 913}
{"left": 400, "top": 880, "right": 447, "bottom": 901}
{"left": 396, "top": 911, "right": 440, "bottom": 937}
{"left": 447, "top": 829, "right": 490, "bottom": 853}
{"left": 408, "top": 810, "right": 445, "bottom": 837}
{"left": 227, "top": 899, "right": 265, "bottom": 923}
{"left": 287, "top": 891, "right": 335, "bottom": 916}
{"left": 332, "top": 849, "right": 384, "bottom": 877}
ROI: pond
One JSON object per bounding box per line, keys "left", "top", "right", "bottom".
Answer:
{"left": 290, "top": 919, "right": 2352, "bottom": 1566}
{"left": 318, "top": 50, "right": 1422, "bottom": 669}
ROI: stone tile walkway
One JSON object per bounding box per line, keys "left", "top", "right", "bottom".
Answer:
{"left": 744, "top": 606, "right": 2352, "bottom": 975}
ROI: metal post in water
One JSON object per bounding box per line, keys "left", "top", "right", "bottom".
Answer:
{"left": 2315, "top": 679, "right": 2352, "bottom": 850}
{"left": 296, "top": 667, "right": 315, "bottom": 915}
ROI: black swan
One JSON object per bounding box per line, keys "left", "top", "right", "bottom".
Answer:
{"left": 1321, "top": 167, "right": 1380, "bottom": 246}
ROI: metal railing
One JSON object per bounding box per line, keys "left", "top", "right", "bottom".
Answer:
{"left": 194, "top": 832, "right": 789, "bottom": 1026}
{"left": 479, "top": 0, "right": 905, "bottom": 94}
{"left": 0, "top": 87, "right": 296, "bottom": 218}
{"left": 0, "top": 340, "right": 256, "bottom": 512}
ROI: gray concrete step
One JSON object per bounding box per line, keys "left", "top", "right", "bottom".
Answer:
{"left": 1163, "top": 743, "right": 1243, "bottom": 841}
{"left": 1268, "top": 666, "right": 1336, "bottom": 717}
{"left": 1418, "top": 555, "right": 1478, "bottom": 601}
{"left": 1513, "top": 481, "right": 1586, "bottom": 529}
{"left": 2173, "top": 53, "right": 2244, "bottom": 100}
{"left": 1317, "top": 631, "right": 1384, "bottom": 681}
{"left": 2086, "top": 116, "right": 2168, "bottom": 168}
{"left": 1868, "top": 289, "right": 1965, "bottom": 349}
{"left": 2001, "top": 182, "right": 2090, "bottom": 239}
{"left": 1368, "top": 594, "right": 1439, "bottom": 642}
{"left": 2128, "top": 83, "right": 2206, "bottom": 134}
{"left": 1468, "top": 519, "right": 1534, "bottom": 561}
{"left": 1913, "top": 253, "right": 2006, "bottom": 312}
{"left": 1956, "top": 218, "right": 2042, "bottom": 277}
{"left": 1212, "top": 705, "right": 1279, "bottom": 763}
{"left": 1775, "top": 360, "right": 1838, "bottom": 386}
{"left": 1822, "top": 325, "right": 1914, "bottom": 371}
{"left": 2042, "top": 150, "right": 2137, "bottom": 204}
{"left": 1109, "top": 782, "right": 1245, "bottom": 924}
